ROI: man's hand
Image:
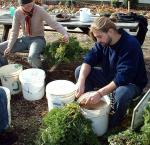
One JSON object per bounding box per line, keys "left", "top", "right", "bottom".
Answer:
{"left": 4, "top": 48, "right": 11, "bottom": 56}
{"left": 75, "top": 81, "right": 85, "bottom": 99}
{"left": 85, "top": 91, "right": 103, "bottom": 105}
{"left": 62, "top": 34, "right": 69, "bottom": 43}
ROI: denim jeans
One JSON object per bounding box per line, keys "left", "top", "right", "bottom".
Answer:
{"left": 75, "top": 66, "right": 142, "bottom": 127}
{"left": 0, "top": 53, "right": 8, "bottom": 67}
{"left": 0, "top": 36, "right": 46, "bottom": 68}
{"left": 0, "top": 88, "right": 8, "bottom": 133}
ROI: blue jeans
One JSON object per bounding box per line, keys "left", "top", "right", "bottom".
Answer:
{"left": 0, "top": 36, "right": 46, "bottom": 68}
{"left": 0, "top": 88, "right": 8, "bottom": 133}
{"left": 75, "top": 66, "right": 142, "bottom": 127}
{"left": 0, "top": 53, "right": 8, "bottom": 67}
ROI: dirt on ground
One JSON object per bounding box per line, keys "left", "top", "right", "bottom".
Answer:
{"left": 0, "top": 15, "right": 150, "bottom": 145}
{"left": 7, "top": 30, "right": 149, "bottom": 145}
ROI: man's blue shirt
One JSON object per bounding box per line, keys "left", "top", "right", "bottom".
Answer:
{"left": 84, "top": 29, "right": 148, "bottom": 90}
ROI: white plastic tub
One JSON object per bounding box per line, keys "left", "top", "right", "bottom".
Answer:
{"left": 19, "top": 68, "right": 45, "bottom": 101}
{"left": 0, "top": 64, "right": 23, "bottom": 95}
{"left": 46, "top": 80, "right": 76, "bottom": 111}
{"left": 81, "top": 95, "right": 111, "bottom": 136}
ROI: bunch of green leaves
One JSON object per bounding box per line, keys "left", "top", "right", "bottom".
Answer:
{"left": 108, "top": 129, "right": 143, "bottom": 145}
{"left": 108, "top": 102, "right": 150, "bottom": 145}
{"left": 44, "top": 37, "right": 87, "bottom": 65}
{"left": 140, "top": 102, "right": 150, "bottom": 145}
{"left": 35, "top": 103, "right": 100, "bottom": 145}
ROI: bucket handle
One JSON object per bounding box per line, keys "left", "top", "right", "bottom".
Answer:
{"left": 12, "top": 81, "right": 20, "bottom": 92}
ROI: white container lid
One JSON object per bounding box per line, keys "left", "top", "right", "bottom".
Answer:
{"left": 46, "top": 80, "right": 76, "bottom": 96}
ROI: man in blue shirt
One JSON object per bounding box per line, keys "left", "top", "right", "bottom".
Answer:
{"left": 75, "top": 16, "right": 148, "bottom": 127}
{"left": 0, "top": 88, "right": 18, "bottom": 145}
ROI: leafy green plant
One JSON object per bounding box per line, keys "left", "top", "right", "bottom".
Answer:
{"left": 108, "top": 129, "right": 143, "bottom": 145}
{"left": 44, "top": 36, "right": 87, "bottom": 65}
{"left": 108, "top": 102, "right": 150, "bottom": 145}
{"left": 140, "top": 102, "right": 150, "bottom": 145}
{"left": 35, "top": 103, "right": 100, "bottom": 145}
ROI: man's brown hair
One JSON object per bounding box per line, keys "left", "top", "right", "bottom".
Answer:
{"left": 89, "top": 16, "right": 117, "bottom": 41}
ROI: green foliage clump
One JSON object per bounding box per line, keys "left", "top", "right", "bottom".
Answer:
{"left": 140, "top": 102, "right": 150, "bottom": 145}
{"left": 44, "top": 37, "right": 87, "bottom": 65}
{"left": 108, "top": 129, "right": 143, "bottom": 145}
{"left": 35, "top": 103, "right": 100, "bottom": 145}
{"left": 108, "top": 102, "right": 150, "bottom": 145}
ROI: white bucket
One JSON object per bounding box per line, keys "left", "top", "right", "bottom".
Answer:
{"left": 46, "top": 80, "right": 76, "bottom": 111}
{"left": 19, "top": 68, "right": 45, "bottom": 101}
{"left": 0, "top": 64, "right": 23, "bottom": 95}
{"left": 81, "top": 95, "right": 111, "bottom": 136}
{"left": 0, "top": 86, "right": 11, "bottom": 125}
{"left": 80, "top": 8, "right": 91, "bottom": 22}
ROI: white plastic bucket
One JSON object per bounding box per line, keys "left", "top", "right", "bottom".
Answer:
{"left": 0, "top": 86, "right": 11, "bottom": 125}
{"left": 0, "top": 64, "right": 23, "bottom": 95}
{"left": 19, "top": 68, "right": 45, "bottom": 101}
{"left": 81, "top": 95, "right": 111, "bottom": 136}
{"left": 80, "top": 8, "right": 91, "bottom": 22}
{"left": 46, "top": 80, "right": 76, "bottom": 111}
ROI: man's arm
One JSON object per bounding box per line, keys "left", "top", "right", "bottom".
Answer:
{"left": 75, "top": 63, "right": 91, "bottom": 98}
{"left": 97, "top": 81, "right": 117, "bottom": 97}
{"left": 7, "top": 9, "right": 20, "bottom": 50}
{"left": 78, "top": 63, "right": 91, "bottom": 84}
{"left": 85, "top": 81, "right": 117, "bottom": 105}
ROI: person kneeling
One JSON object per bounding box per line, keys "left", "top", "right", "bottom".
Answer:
{"left": 75, "top": 16, "right": 148, "bottom": 128}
